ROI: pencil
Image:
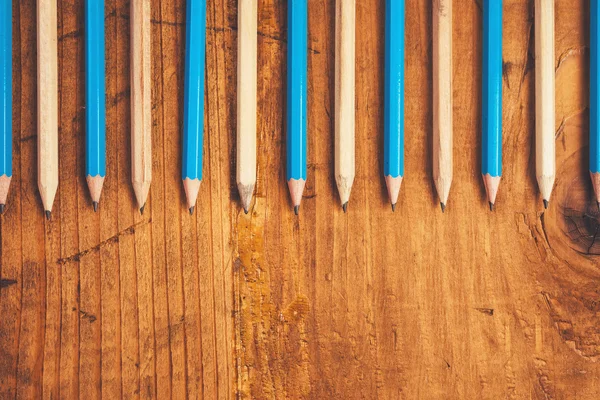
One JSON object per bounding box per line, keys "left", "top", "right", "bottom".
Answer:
{"left": 287, "top": 0, "right": 308, "bottom": 215}
{"left": 131, "top": 0, "right": 152, "bottom": 213}
{"left": 0, "top": 0, "right": 12, "bottom": 215}
{"left": 482, "top": 0, "right": 502, "bottom": 210}
{"left": 591, "top": 0, "right": 600, "bottom": 208}
{"left": 38, "top": 0, "right": 59, "bottom": 220}
{"left": 433, "top": 0, "right": 452, "bottom": 212}
{"left": 237, "top": 0, "right": 257, "bottom": 214}
{"left": 182, "top": 0, "right": 207, "bottom": 215}
{"left": 384, "top": 0, "right": 405, "bottom": 211}
{"left": 335, "top": 0, "right": 355, "bottom": 212}
{"left": 85, "top": 0, "right": 106, "bottom": 212}
{"left": 535, "top": 0, "right": 555, "bottom": 209}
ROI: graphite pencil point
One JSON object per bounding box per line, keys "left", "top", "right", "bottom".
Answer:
{"left": 93, "top": 201, "right": 99, "bottom": 213}
{"left": 440, "top": 202, "right": 446, "bottom": 213}
{"left": 45, "top": 210, "right": 51, "bottom": 220}
{"left": 391, "top": 203, "right": 396, "bottom": 212}
{"left": 139, "top": 204, "right": 145, "bottom": 215}
{"left": 294, "top": 205, "right": 299, "bottom": 215}
{"left": 342, "top": 202, "right": 348, "bottom": 213}
{"left": 489, "top": 202, "right": 494, "bottom": 212}
{"left": 0, "top": 204, "right": 4, "bottom": 215}
{"left": 189, "top": 206, "right": 195, "bottom": 215}
{"left": 543, "top": 199, "right": 549, "bottom": 209}
{"left": 244, "top": 208, "right": 248, "bottom": 215}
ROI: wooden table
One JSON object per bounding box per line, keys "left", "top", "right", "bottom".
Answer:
{"left": 1, "top": 0, "right": 599, "bottom": 398}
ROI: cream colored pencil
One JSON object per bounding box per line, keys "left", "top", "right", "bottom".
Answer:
{"left": 335, "top": 0, "right": 355, "bottom": 212}
{"left": 37, "top": 0, "right": 59, "bottom": 220}
{"left": 433, "top": 0, "right": 452, "bottom": 212}
{"left": 535, "top": 0, "right": 555, "bottom": 208}
{"left": 131, "top": 0, "right": 152, "bottom": 213}
{"left": 237, "top": 0, "right": 257, "bottom": 214}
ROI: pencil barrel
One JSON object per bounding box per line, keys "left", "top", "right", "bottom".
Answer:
{"left": 85, "top": 0, "right": 106, "bottom": 178}
{"left": 481, "top": 0, "right": 503, "bottom": 177}
{"left": 236, "top": 0, "right": 258, "bottom": 186}
{"left": 182, "top": 0, "right": 207, "bottom": 181}
{"left": 335, "top": 0, "right": 356, "bottom": 189}
{"left": 286, "top": 0, "right": 308, "bottom": 181}
{"left": 131, "top": 0, "right": 152, "bottom": 191}
{"left": 384, "top": 0, "right": 405, "bottom": 178}
{"left": 37, "top": 0, "right": 59, "bottom": 211}
{"left": 432, "top": 0, "right": 452, "bottom": 201}
{"left": 0, "top": 0, "right": 11, "bottom": 178}
{"left": 592, "top": 0, "right": 600, "bottom": 173}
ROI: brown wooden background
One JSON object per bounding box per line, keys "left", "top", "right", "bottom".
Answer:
{"left": 1, "top": 0, "right": 600, "bottom": 398}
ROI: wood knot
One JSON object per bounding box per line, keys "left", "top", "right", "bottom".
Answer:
{"left": 558, "top": 176, "right": 600, "bottom": 255}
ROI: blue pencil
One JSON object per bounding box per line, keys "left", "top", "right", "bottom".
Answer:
{"left": 591, "top": 0, "right": 600, "bottom": 208}
{"left": 0, "top": 0, "right": 11, "bottom": 214}
{"left": 85, "top": 0, "right": 106, "bottom": 211}
{"left": 182, "top": 0, "right": 207, "bottom": 214}
{"left": 384, "top": 0, "right": 405, "bottom": 211}
{"left": 286, "top": 0, "right": 307, "bottom": 214}
{"left": 182, "top": 0, "right": 206, "bottom": 214}
{"left": 482, "top": 0, "right": 502, "bottom": 210}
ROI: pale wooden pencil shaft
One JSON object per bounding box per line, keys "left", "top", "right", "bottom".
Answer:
{"left": 37, "top": 0, "right": 59, "bottom": 213}
{"left": 236, "top": 0, "right": 258, "bottom": 209}
{"left": 432, "top": 0, "right": 452, "bottom": 206}
{"left": 131, "top": 0, "right": 152, "bottom": 209}
{"left": 335, "top": 0, "right": 356, "bottom": 206}
{"left": 535, "top": 0, "right": 555, "bottom": 202}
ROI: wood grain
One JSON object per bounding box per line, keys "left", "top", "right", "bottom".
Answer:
{"left": 1, "top": 0, "right": 600, "bottom": 398}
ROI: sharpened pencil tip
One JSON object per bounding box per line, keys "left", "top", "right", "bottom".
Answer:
{"left": 0, "top": 204, "right": 4, "bottom": 215}
{"left": 543, "top": 199, "right": 549, "bottom": 209}
{"left": 45, "top": 210, "right": 51, "bottom": 220}
{"left": 440, "top": 202, "right": 446, "bottom": 213}
{"left": 93, "top": 201, "right": 98, "bottom": 213}
{"left": 189, "top": 206, "right": 195, "bottom": 215}
{"left": 489, "top": 202, "right": 494, "bottom": 212}
{"left": 391, "top": 203, "right": 396, "bottom": 212}
{"left": 342, "top": 202, "right": 348, "bottom": 213}
{"left": 597, "top": 201, "right": 600, "bottom": 212}
{"left": 140, "top": 204, "right": 145, "bottom": 215}
{"left": 244, "top": 208, "right": 248, "bottom": 214}
{"left": 294, "top": 205, "right": 299, "bottom": 215}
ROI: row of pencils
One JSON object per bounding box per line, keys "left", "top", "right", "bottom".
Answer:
{"left": 0, "top": 0, "right": 598, "bottom": 218}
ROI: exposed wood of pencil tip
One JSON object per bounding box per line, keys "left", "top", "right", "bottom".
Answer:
{"left": 591, "top": 172, "right": 600, "bottom": 209}
{"left": 334, "top": 0, "right": 356, "bottom": 208}
{"left": 432, "top": 0, "right": 453, "bottom": 208}
{"left": 86, "top": 175, "right": 105, "bottom": 206}
{"left": 534, "top": 0, "right": 556, "bottom": 206}
{"left": 287, "top": 178, "right": 306, "bottom": 211}
{"left": 385, "top": 175, "right": 403, "bottom": 210}
{"left": 0, "top": 175, "right": 11, "bottom": 212}
{"left": 131, "top": 0, "right": 152, "bottom": 211}
{"left": 183, "top": 178, "right": 202, "bottom": 212}
{"left": 483, "top": 174, "right": 501, "bottom": 208}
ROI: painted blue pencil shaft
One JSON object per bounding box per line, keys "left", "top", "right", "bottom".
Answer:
{"left": 591, "top": 0, "right": 600, "bottom": 173}
{"left": 482, "top": 0, "right": 503, "bottom": 177}
{"left": 286, "top": 0, "right": 308, "bottom": 181}
{"left": 85, "top": 0, "right": 106, "bottom": 178}
{"left": 0, "top": 0, "right": 11, "bottom": 179}
{"left": 182, "top": 0, "right": 207, "bottom": 181}
{"left": 384, "top": 0, "right": 405, "bottom": 178}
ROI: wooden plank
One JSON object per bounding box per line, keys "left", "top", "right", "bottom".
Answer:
{"left": 0, "top": 0, "right": 600, "bottom": 398}
{"left": 57, "top": 0, "right": 81, "bottom": 397}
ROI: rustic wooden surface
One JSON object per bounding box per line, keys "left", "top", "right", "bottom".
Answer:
{"left": 1, "top": 0, "right": 600, "bottom": 398}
